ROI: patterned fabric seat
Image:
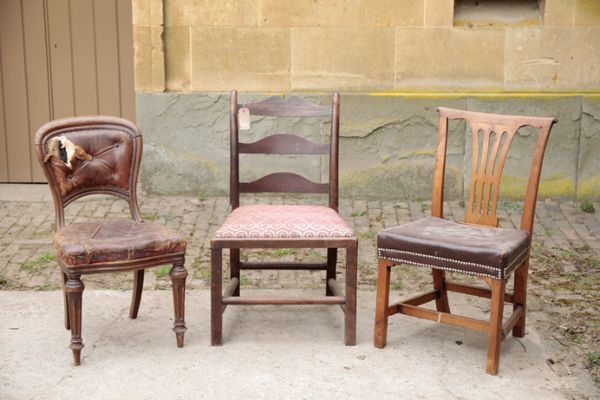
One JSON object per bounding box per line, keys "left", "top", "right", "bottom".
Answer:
{"left": 214, "top": 205, "right": 354, "bottom": 239}
{"left": 377, "top": 216, "right": 530, "bottom": 279}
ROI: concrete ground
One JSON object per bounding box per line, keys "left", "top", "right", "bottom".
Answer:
{"left": 1, "top": 184, "right": 599, "bottom": 399}
{"left": 1, "top": 289, "right": 598, "bottom": 400}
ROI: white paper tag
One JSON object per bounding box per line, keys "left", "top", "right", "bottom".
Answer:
{"left": 238, "top": 107, "right": 251, "bottom": 130}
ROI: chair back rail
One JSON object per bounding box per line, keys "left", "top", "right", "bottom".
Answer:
{"left": 432, "top": 107, "right": 557, "bottom": 234}
{"left": 229, "top": 90, "right": 340, "bottom": 210}
{"left": 34, "top": 116, "right": 143, "bottom": 229}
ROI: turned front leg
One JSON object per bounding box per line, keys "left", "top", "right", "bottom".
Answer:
{"left": 170, "top": 261, "right": 188, "bottom": 348}
{"left": 65, "top": 274, "right": 84, "bottom": 366}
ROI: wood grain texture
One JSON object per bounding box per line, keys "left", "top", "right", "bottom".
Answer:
{"left": 239, "top": 172, "right": 329, "bottom": 194}
{"left": 244, "top": 95, "right": 330, "bottom": 117}
{"left": 0, "top": 0, "right": 32, "bottom": 181}
{"left": 47, "top": 0, "right": 75, "bottom": 119}
{"left": 116, "top": 0, "right": 136, "bottom": 122}
{"left": 22, "top": 0, "right": 50, "bottom": 181}
{"left": 70, "top": 0, "right": 98, "bottom": 115}
{"left": 0, "top": 18, "right": 8, "bottom": 182}
{"left": 0, "top": 0, "right": 135, "bottom": 182}
{"left": 94, "top": 0, "right": 120, "bottom": 116}
{"left": 239, "top": 134, "right": 329, "bottom": 155}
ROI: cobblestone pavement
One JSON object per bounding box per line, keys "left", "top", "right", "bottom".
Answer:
{"left": 1, "top": 184, "right": 599, "bottom": 387}
{"left": 0, "top": 184, "right": 598, "bottom": 291}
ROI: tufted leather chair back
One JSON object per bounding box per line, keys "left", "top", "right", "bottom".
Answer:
{"left": 35, "top": 116, "right": 143, "bottom": 229}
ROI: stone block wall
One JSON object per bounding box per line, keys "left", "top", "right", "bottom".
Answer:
{"left": 132, "top": 0, "right": 600, "bottom": 93}
{"left": 131, "top": 1, "right": 600, "bottom": 199}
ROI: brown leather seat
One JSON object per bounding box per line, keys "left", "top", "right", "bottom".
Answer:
{"left": 55, "top": 219, "right": 186, "bottom": 267}
{"left": 377, "top": 216, "right": 529, "bottom": 279}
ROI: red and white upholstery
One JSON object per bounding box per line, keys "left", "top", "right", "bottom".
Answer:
{"left": 214, "top": 205, "right": 354, "bottom": 239}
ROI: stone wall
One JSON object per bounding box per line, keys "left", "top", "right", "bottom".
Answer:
{"left": 132, "top": 1, "right": 600, "bottom": 200}
{"left": 137, "top": 93, "right": 600, "bottom": 200}
{"left": 132, "top": 0, "right": 600, "bottom": 93}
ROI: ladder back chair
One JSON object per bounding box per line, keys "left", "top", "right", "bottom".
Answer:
{"left": 374, "top": 107, "right": 557, "bottom": 374}
{"left": 35, "top": 116, "right": 188, "bottom": 365}
{"left": 211, "top": 91, "right": 358, "bottom": 345}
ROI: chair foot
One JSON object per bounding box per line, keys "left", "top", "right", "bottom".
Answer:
{"left": 70, "top": 344, "right": 83, "bottom": 366}
{"left": 174, "top": 327, "right": 186, "bottom": 348}
{"left": 170, "top": 261, "right": 187, "bottom": 348}
{"left": 65, "top": 274, "right": 84, "bottom": 365}
{"left": 512, "top": 325, "right": 526, "bottom": 338}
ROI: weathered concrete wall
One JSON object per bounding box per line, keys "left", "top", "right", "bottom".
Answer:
{"left": 132, "top": 0, "right": 600, "bottom": 93}
{"left": 137, "top": 93, "right": 600, "bottom": 200}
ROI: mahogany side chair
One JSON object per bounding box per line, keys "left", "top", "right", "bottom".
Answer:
{"left": 35, "top": 116, "right": 188, "bottom": 365}
{"left": 211, "top": 91, "right": 358, "bottom": 345}
{"left": 373, "top": 107, "right": 557, "bottom": 375}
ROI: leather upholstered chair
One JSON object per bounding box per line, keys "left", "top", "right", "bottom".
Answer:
{"left": 374, "top": 107, "right": 556, "bottom": 375}
{"left": 211, "top": 91, "right": 358, "bottom": 345}
{"left": 35, "top": 116, "right": 188, "bottom": 365}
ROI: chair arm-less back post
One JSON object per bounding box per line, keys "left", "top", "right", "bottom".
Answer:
{"left": 230, "top": 90, "right": 240, "bottom": 210}
{"left": 520, "top": 121, "right": 556, "bottom": 235}
{"left": 34, "top": 116, "right": 144, "bottom": 230}
{"left": 329, "top": 92, "right": 340, "bottom": 211}
{"left": 431, "top": 113, "right": 449, "bottom": 218}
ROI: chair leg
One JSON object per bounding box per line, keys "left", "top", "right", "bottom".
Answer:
{"left": 230, "top": 249, "right": 240, "bottom": 296}
{"left": 344, "top": 243, "right": 357, "bottom": 346}
{"left": 169, "top": 261, "right": 187, "bottom": 348}
{"left": 432, "top": 269, "right": 450, "bottom": 313}
{"left": 326, "top": 248, "right": 337, "bottom": 296}
{"left": 486, "top": 278, "right": 505, "bottom": 375}
{"left": 129, "top": 269, "right": 144, "bottom": 319}
{"left": 512, "top": 259, "right": 529, "bottom": 338}
{"left": 374, "top": 259, "right": 391, "bottom": 348}
{"left": 65, "top": 274, "right": 84, "bottom": 366}
{"left": 62, "top": 272, "right": 70, "bottom": 330}
{"left": 211, "top": 247, "right": 223, "bottom": 346}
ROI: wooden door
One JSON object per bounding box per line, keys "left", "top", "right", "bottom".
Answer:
{"left": 0, "top": 0, "right": 135, "bottom": 183}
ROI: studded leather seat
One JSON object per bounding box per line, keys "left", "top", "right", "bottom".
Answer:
{"left": 377, "top": 216, "right": 530, "bottom": 279}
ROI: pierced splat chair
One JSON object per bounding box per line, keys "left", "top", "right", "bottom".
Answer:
{"left": 374, "top": 107, "right": 556, "bottom": 374}
{"left": 211, "top": 91, "right": 358, "bottom": 345}
{"left": 35, "top": 116, "right": 188, "bottom": 365}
